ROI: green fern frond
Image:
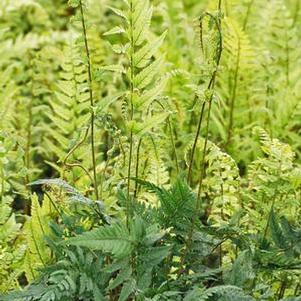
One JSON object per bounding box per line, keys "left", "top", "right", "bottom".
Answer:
{"left": 24, "top": 194, "right": 52, "bottom": 281}
{"left": 66, "top": 222, "right": 133, "bottom": 259}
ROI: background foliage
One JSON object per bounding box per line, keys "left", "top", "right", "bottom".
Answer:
{"left": 0, "top": 0, "right": 300, "bottom": 300}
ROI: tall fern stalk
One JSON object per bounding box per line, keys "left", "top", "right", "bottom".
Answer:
{"left": 180, "top": 3, "right": 223, "bottom": 274}
{"left": 79, "top": 0, "right": 99, "bottom": 200}
{"left": 243, "top": 0, "right": 255, "bottom": 30}
{"left": 226, "top": 37, "right": 240, "bottom": 148}
{"left": 187, "top": 102, "right": 205, "bottom": 184}
{"left": 24, "top": 59, "right": 34, "bottom": 215}
{"left": 126, "top": 0, "right": 136, "bottom": 226}
{"left": 187, "top": 1, "right": 223, "bottom": 185}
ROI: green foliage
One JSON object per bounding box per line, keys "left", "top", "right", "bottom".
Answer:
{"left": 23, "top": 194, "right": 53, "bottom": 281}
{"left": 0, "top": 196, "right": 25, "bottom": 293}
{"left": 0, "top": 0, "right": 301, "bottom": 300}
{"left": 67, "top": 221, "right": 133, "bottom": 259}
{"left": 246, "top": 127, "right": 301, "bottom": 230}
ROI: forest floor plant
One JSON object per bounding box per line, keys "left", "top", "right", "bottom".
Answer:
{"left": 0, "top": 0, "right": 300, "bottom": 300}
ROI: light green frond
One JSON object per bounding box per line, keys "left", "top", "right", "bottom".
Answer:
{"left": 24, "top": 194, "right": 52, "bottom": 281}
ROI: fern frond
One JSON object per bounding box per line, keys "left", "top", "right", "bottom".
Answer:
{"left": 66, "top": 222, "right": 133, "bottom": 259}
{"left": 24, "top": 194, "right": 52, "bottom": 281}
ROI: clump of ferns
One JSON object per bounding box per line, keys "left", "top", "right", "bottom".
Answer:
{"left": 100, "top": 0, "right": 178, "bottom": 224}
{"left": 245, "top": 127, "right": 301, "bottom": 234}
{"left": 191, "top": 140, "right": 241, "bottom": 225}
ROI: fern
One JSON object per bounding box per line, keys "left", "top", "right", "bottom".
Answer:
{"left": 214, "top": 16, "right": 256, "bottom": 150}
{"left": 246, "top": 128, "right": 301, "bottom": 231}
{"left": 1, "top": 0, "right": 301, "bottom": 300}
{"left": 102, "top": 0, "right": 171, "bottom": 203}
{"left": 23, "top": 194, "right": 53, "bottom": 281}
{"left": 2, "top": 246, "right": 106, "bottom": 301}
{"left": 0, "top": 196, "right": 25, "bottom": 293}
{"left": 184, "top": 285, "right": 255, "bottom": 301}
{"left": 67, "top": 222, "right": 133, "bottom": 259}
{"left": 0, "top": 133, "right": 26, "bottom": 293}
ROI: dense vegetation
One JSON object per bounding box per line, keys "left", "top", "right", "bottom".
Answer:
{"left": 0, "top": 0, "right": 301, "bottom": 300}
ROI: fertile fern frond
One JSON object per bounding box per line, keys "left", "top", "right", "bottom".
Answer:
{"left": 214, "top": 16, "right": 256, "bottom": 149}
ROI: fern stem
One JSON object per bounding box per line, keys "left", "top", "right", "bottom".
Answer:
{"left": 194, "top": 97, "right": 213, "bottom": 221}
{"left": 187, "top": 9, "right": 223, "bottom": 185}
{"left": 65, "top": 162, "right": 94, "bottom": 184}
{"left": 293, "top": 0, "right": 300, "bottom": 26}
{"left": 127, "top": 128, "right": 134, "bottom": 225}
{"left": 134, "top": 138, "right": 142, "bottom": 198}
{"left": 226, "top": 32, "right": 241, "bottom": 148}
{"left": 25, "top": 100, "right": 32, "bottom": 188}
{"left": 63, "top": 127, "right": 89, "bottom": 169}
{"left": 179, "top": 93, "right": 215, "bottom": 276}
{"left": 196, "top": 97, "right": 213, "bottom": 202}
{"left": 24, "top": 56, "right": 35, "bottom": 215}
{"left": 179, "top": 8, "right": 223, "bottom": 275}
{"left": 150, "top": 135, "right": 161, "bottom": 186}
{"left": 126, "top": 0, "right": 135, "bottom": 226}
{"left": 24, "top": 93, "right": 33, "bottom": 215}
{"left": 118, "top": 136, "right": 126, "bottom": 166}
{"left": 278, "top": 275, "right": 287, "bottom": 299}
{"left": 243, "top": 0, "right": 254, "bottom": 30}
{"left": 0, "top": 168, "right": 4, "bottom": 202}
{"left": 187, "top": 102, "right": 205, "bottom": 184}
{"left": 79, "top": 0, "right": 99, "bottom": 200}
{"left": 285, "top": 29, "right": 290, "bottom": 86}
{"left": 44, "top": 191, "right": 64, "bottom": 222}
{"left": 168, "top": 118, "right": 180, "bottom": 174}
{"left": 63, "top": 127, "right": 94, "bottom": 184}
{"left": 219, "top": 172, "right": 224, "bottom": 269}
